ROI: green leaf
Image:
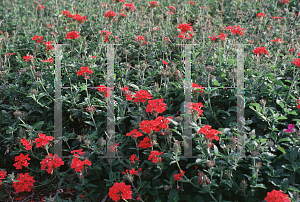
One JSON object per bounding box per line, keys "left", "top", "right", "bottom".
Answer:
{"left": 277, "top": 145, "right": 286, "bottom": 154}
{"left": 277, "top": 116, "right": 287, "bottom": 120}
{"left": 278, "top": 138, "right": 290, "bottom": 143}
{"left": 84, "top": 121, "right": 96, "bottom": 128}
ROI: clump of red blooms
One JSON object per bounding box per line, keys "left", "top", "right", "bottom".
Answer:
{"left": 66, "top": 31, "right": 81, "bottom": 39}
{"left": 177, "top": 23, "right": 194, "bottom": 39}
{"left": 148, "top": 151, "right": 163, "bottom": 163}
{"left": 264, "top": 189, "right": 291, "bottom": 202}
{"left": 40, "top": 153, "right": 64, "bottom": 174}
{"left": 104, "top": 10, "right": 118, "bottom": 21}
{"left": 149, "top": 1, "right": 159, "bottom": 8}
{"left": 109, "top": 182, "right": 132, "bottom": 202}
{"left": 174, "top": 170, "right": 185, "bottom": 181}
{"left": 70, "top": 149, "right": 92, "bottom": 179}
{"left": 62, "top": 10, "right": 87, "bottom": 23}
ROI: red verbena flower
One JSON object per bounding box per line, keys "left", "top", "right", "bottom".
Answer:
{"left": 123, "top": 3, "right": 135, "bottom": 11}
{"left": 32, "top": 35, "right": 43, "bottom": 43}
{"left": 37, "top": 4, "right": 45, "bottom": 10}
{"left": 184, "top": 102, "right": 204, "bottom": 117}
{"left": 148, "top": 150, "right": 163, "bottom": 163}
{"left": 264, "top": 189, "right": 291, "bottom": 202}
{"left": 71, "top": 149, "right": 85, "bottom": 157}
{"left": 137, "top": 136, "right": 153, "bottom": 149}
{"left": 149, "top": 1, "right": 159, "bottom": 8}
{"left": 34, "top": 133, "right": 54, "bottom": 148}
{"left": 109, "top": 182, "right": 132, "bottom": 202}
{"left": 23, "top": 55, "right": 33, "bottom": 62}
{"left": 174, "top": 170, "right": 185, "bottom": 181}
{"left": 70, "top": 157, "right": 92, "bottom": 173}
{"left": 0, "top": 170, "right": 7, "bottom": 185}
{"left": 77, "top": 66, "right": 93, "bottom": 80}
{"left": 129, "top": 154, "right": 139, "bottom": 163}
{"left": 253, "top": 47, "right": 269, "bottom": 56}
{"left": 13, "top": 153, "right": 30, "bottom": 170}
{"left": 13, "top": 173, "right": 35, "bottom": 193}
{"left": 20, "top": 138, "right": 32, "bottom": 150}
{"left": 146, "top": 98, "right": 167, "bottom": 115}
{"left": 43, "top": 41, "right": 55, "bottom": 51}
{"left": 40, "top": 153, "right": 64, "bottom": 175}
{"left": 72, "top": 13, "right": 87, "bottom": 23}
{"left": 198, "top": 125, "right": 221, "bottom": 141}
{"left": 132, "top": 90, "right": 153, "bottom": 103}
{"left": 66, "top": 31, "right": 81, "bottom": 39}
{"left": 126, "top": 129, "right": 144, "bottom": 138}
{"left": 104, "top": 10, "right": 118, "bottom": 20}
{"left": 292, "top": 58, "right": 300, "bottom": 67}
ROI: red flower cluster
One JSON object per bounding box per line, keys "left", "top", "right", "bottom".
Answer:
{"left": 20, "top": 138, "right": 32, "bottom": 150}
{"left": 253, "top": 47, "right": 269, "bottom": 56}
{"left": 225, "top": 25, "right": 245, "bottom": 35}
{"left": 13, "top": 173, "right": 35, "bottom": 193}
{"left": 271, "top": 38, "right": 286, "bottom": 43}
{"left": 0, "top": 170, "right": 7, "bottom": 185}
{"left": 192, "top": 83, "right": 204, "bottom": 93}
{"left": 70, "top": 158, "right": 92, "bottom": 173}
{"left": 129, "top": 154, "right": 139, "bottom": 163}
{"left": 100, "top": 30, "right": 112, "bottom": 43}
{"left": 139, "top": 116, "right": 173, "bottom": 134}
{"left": 123, "top": 3, "right": 135, "bottom": 11}
{"left": 122, "top": 86, "right": 134, "bottom": 101}
{"left": 32, "top": 35, "right": 43, "bottom": 43}
{"left": 109, "top": 182, "right": 132, "bottom": 202}
{"left": 97, "top": 85, "right": 113, "bottom": 98}
{"left": 132, "top": 90, "right": 153, "bottom": 103}
{"left": 149, "top": 1, "right": 159, "bottom": 8}
{"left": 37, "top": 4, "right": 45, "bottom": 10}
{"left": 71, "top": 149, "right": 85, "bottom": 157}
{"left": 297, "top": 99, "right": 300, "bottom": 109}
{"left": 13, "top": 153, "right": 30, "bottom": 170}
{"left": 174, "top": 170, "right": 185, "bottom": 181}
{"left": 177, "top": 23, "right": 194, "bottom": 39}
{"left": 104, "top": 10, "right": 118, "bottom": 21}
{"left": 43, "top": 41, "right": 55, "bottom": 51}
{"left": 292, "top": 58, "right": 300, "bottom": 67}
{"left": 34, "top": 133, "right": 54, "bottom": 148}
{"left": 23, "top": 55, "right": 33, "bottom": 62}
{"left": 146, "top": 98, "right": 167, "bottom": 115}
{"left": 256, "top": 12, "right": 266, "bottom": 18}
{"left": 184, "top": 102, "right": 204, "bottom": 117}
{"left": 122, "top": 168, "right": 138, "bottom": 175}
{"left": 126, "top": 129, "right": 144, "bottom": 138}
{"left": 167, "top": 6, "right": 176, "bottom": 14}
{"left": 40, "top": 153, "right": 64, "bottom": 175}
{"left": 62, "top": 10, "right": 87, "bottom": 23}
{"left": 137, "top": 136, "right": 153, "bottom": 149}
{"left": 42, "top": 58, "right": 53, "bottom": 63}
{"left": 198, "top": 125, "right": 221, "bottom": 142}
{"left": 148, "top": 151, "right": 163, "bottom": 163}
{"left": 77, "top": 67, "right": 93, "bottom": 80}
{"left": 279, "top": 0, "right": 289, "bottom": 3}
{"left": 65, "top": 31, "right": 81, "bottom": 39}
{"left": 271, "top": 16, "right": 283, "bottom": 21}
{"left": 134, "top": 36, "right": 147, "bottom": 46}
{"left": 70, "top": 150, "right": 91, "bottom": 177}
{"left": 264, "top": 189, "right": 291, "bottom": 202}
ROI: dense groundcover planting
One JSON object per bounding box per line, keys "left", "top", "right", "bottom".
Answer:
{"left": 1, "top": 0, "right": 300, "bottom": 201}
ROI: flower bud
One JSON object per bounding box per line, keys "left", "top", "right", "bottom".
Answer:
{"left": 206, "top": 160, "right": 215, "bottom": 168}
